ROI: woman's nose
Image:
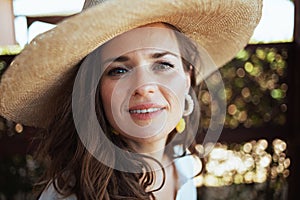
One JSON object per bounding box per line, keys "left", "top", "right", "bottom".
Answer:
{"left": 132, "top": 67, "right": 158, "bottom": 97}
{"left": 133, "top": 84, "right": 157, "bottom": 96}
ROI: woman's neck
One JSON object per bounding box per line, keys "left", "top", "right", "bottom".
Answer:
{"left": 128, "top": 137, "right": 168, "bottom": 164}
{"left": 127, "top": 138, "right": 178, "bottom": 199}
{"left": 152, "top": 156, "right": 178, "bottom": 200}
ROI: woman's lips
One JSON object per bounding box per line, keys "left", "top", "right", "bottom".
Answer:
{"left": 128, "top": 104, "right": 165, "bottom": 120}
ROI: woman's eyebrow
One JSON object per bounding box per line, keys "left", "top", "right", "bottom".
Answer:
{"left": 151, "top": 51, "right": 179, "bottom": 59}
{"left": 103, "top": 56, "right": 129, "bottom": 65}
{"left": 103, "top": 51, "right": 179, "bottom": 65}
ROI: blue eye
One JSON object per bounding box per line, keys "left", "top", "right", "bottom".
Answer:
{"left": 107, "top": 67, "right": 128, "bottom": 76}
{"left": 153, "top": 62, "right": 174, "bottom": 71}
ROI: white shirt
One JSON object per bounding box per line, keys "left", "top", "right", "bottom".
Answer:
{"left": 39, "top": 155, "right": 201, "bottom": 200}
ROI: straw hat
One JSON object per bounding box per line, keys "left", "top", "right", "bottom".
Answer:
{"left": 0, "top": 0, "right": 262, "bottom": 128}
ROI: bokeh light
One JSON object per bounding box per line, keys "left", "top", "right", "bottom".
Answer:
{"left": 195, "top": 138, "right": 290, "bottom": 187}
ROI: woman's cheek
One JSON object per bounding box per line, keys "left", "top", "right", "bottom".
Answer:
{"left": 100, "top": 81, "right": 114, "bottom": 117}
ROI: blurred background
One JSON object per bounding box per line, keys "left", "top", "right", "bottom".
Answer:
{"left": 0, "top": 0, "right": 299, "bottom": 199}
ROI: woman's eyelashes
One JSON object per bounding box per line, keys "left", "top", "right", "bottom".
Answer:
{"left": 106, "top": 61, "right": 176, "bottom": 77}
{"left": 107, "top": 66, "right": 129, "bottom": 76}
{"left": 153, "top": 61, "right": 175, "bottom": 71}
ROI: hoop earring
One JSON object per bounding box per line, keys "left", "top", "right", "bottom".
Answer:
{"left": 183, "top": 94, "right": 194, "bottom": 116}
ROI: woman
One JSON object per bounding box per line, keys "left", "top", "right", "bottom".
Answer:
{"left": 0, "top": 0, "right": 262, "bottom": 199}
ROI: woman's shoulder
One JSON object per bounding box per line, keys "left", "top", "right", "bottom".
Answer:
{"left": 173, "top": 147, "right": 202, "bottom": 181}
{"left": 174, "top": 153, "right": 202, "bottom": 200}
{"left": 39, "top": 182, "right": 77, "bottom": 200}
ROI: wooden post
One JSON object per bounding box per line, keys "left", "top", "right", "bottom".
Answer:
{"left": 0, "top": 0, "right": 16, "bottom": 45}
{"left": 295, "top": 0, "right": 300, "bottom": 45}
{"left": 288, "top": 0, "right": 300, "bottom": 200}
{"left": 291, "top": 0, "right": 300, "bottom": 153}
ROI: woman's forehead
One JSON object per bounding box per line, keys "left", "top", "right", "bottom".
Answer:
{"left": 99, "top": 25, "right": 181, "bottom": 62}
{"left": 101, "top": 48, "right": 181, "bottom": 65}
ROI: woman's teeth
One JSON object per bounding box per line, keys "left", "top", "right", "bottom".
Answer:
{"left": 129, "top": 107, "right": 162, "bottom": 114}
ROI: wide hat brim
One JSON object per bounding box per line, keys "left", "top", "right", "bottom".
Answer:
{"left": 0, "top": 0, "right": 262, "bottom": 128}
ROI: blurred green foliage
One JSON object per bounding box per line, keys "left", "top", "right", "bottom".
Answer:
{"left": 0, "top": 46, "right": 22, "bottom": 56}
{"left": 199, "top": 46, "right": 288, "bottom": 129}
{"left": 0, "top": 60, "right": 7, "bottom": 77}
{"left": 0, "top": 155, "right": 43, "bottom": 200}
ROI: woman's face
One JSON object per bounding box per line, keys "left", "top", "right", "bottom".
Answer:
{"left": 100, "top": 23, "right": 191, "bottom": 143}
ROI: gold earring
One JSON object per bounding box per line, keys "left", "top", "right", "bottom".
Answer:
{"left": 176, "top": 118, "right": 186, "bottom": 133}
{"left": 112, "top": 129, "right": 119, "bottom": 135}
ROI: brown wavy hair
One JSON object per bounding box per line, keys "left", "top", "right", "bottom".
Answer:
{"left": 35, "top": 23, "right": 203, "bottom": 199}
